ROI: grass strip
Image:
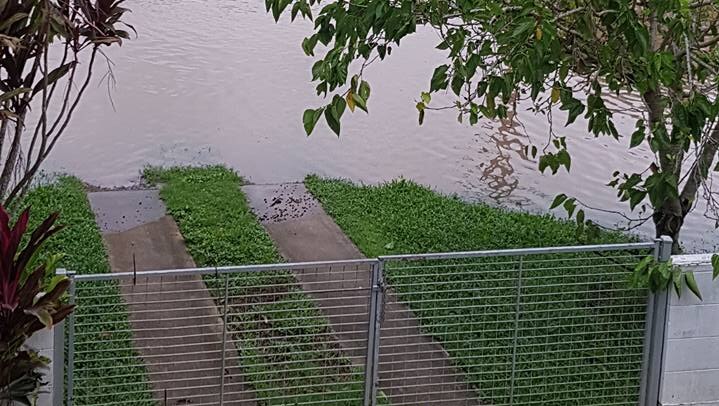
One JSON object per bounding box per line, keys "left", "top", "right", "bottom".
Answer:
{"left": 22, "top": 176, "right": 154, "bottom": 405}
{"left": 144, "top": 166, "right": 367, "bottom": 405}
{"left": 305, "top": 176, "right": 648, "bottom": 406}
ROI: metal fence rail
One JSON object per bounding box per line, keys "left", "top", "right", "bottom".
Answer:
{"left": 61, "top": 241, "right": 667, "bottom": 406}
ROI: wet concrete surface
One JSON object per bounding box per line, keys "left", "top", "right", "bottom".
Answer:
{"left": 243, "top": 183, "right": 363, "bottom": 261}
{"left": 88, "top": 190, "right": 166, "bottom": 233}
{"left": 243, "top": 183, "right": 482, "bottom": 405}
{"left": 88, "top": 190, "right": 256, "bottom": 405}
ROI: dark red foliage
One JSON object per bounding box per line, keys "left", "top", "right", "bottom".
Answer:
{"left": 0, "top": 206, "right": 73, "bottom": 403}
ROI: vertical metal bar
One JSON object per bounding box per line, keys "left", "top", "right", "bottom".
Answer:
{"left": 52, "top": 320, "right": 64, "bottom": 406}
{"left": 65, "top": 270, "right": 77, "bottom": 406}
{"left": 364, "top": 259, "right": 383, "bottom": 406}
{"left": 639, "top": 236, "right": 672, "bottom": 406}
{"left": 219, "top": 274, "right": 229, "bottom": 406}
{"left": 508, "top": 256, "right": 524, "bottom": 405}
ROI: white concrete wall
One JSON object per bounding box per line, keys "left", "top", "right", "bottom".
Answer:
{"left": 23, "top": 323, "right": 61, "bottom": 406}
{"left": 24, "top": 326, "right": 53, "bottom": 406}
{"left": 661, "top": 254, "right": 719, "bottom": 406}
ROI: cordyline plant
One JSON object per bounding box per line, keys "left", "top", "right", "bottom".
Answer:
{"left": 0, "top": 0, "right": 132, "bottom": 207}
{"left": 0, "top": 207, "right": 70, "bottom": 406}
{"left": 267, "top": 0, "right": 719, "bottom": 255}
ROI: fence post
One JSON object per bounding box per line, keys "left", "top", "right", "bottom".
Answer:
{"left": 639, "top": 236, "right": 672, "bottom": 406}
{"left": 52, "top": 320, "right": 64, "bottom": 406}
{"left": 219, "top": 274, "right": 229, "bottom": 406}
{"left": 364, "top": 259, "right": 384, "bottom": 406}
{"left": 508, "top": 256, "right": 524, "bottom": 405}
{"left": 59, "top": 269, "right": 77, "bottom": 406}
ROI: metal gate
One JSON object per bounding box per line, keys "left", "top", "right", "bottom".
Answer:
{"left": 59, "top": 240, "right": 670, "bottom": 406}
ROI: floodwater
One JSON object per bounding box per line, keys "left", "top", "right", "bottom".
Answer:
{"left": 44, "top": 0, "right": 717, "bottom": 252}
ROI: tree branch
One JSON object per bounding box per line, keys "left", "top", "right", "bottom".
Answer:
{"left": 680, "top": 123, "right": 719, "bottom": 211}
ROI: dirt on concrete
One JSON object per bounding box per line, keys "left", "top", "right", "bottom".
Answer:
{"left": 88, "top": 190, "right": 256, "bottom": 405}
{"left": 243, "top": 183, "right": 363, "bottom": 261}
{"left": 243, "top": 183, "right": 482, "bottom": 405}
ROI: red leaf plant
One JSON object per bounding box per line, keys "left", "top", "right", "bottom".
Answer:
{"left": 0, "top": 206, "right": 72, "bottom": 405}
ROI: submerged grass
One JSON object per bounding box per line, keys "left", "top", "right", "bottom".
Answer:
{"left": 305, "top": 176, "right": 649, "bottom": 406}
{"left": 21, "top": 176, "right": 153, "bottom": 405}
{"left": 144, "top": 166, "right": 367, "bottom": 405}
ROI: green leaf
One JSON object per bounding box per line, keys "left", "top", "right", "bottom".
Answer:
{"left": 576, "top": 209, "right": 585, "bottom": 225}
{"left": 512, "top": 20, "right": 535, "bottom": 39}
{"left": 33, "top": 62, "right": 77, "bottom": 96}
{"left": 0, "top": 87, "right": 31, "bottom": 102}
{"left": 635, "top": 255, "right": 653, "bottom": 272}
{"left": 352, "top": 94, "right": 368, "bottom": 113}
{"left": 712, "top": 254, "right": 718, "bottom": 280}
{"left": 430, "top": 65, "right": 449, "bottom": 92}
{"left": 325, "top": 106, "right": 340, "bottom": 136}
{"left": 630, "top": 128, "right": 645, "bottom": 148}
{"left": 290, "top": 0, "right": 304, "bottom": 21}
{"left": 302, "top": 108, "right": 323, "bottom": 135}
{"left": 550, "top": 194, "right": 568, "bottom": 209}
{"left": 359, "top": 81, "right": 371, "bottom": 101}
{"left": 629, "top": 190, "right": 647, "bottom": 210}
{"left": 421, "top": 92, "right": 431, "bottom": 105}
{"left": 45, "top": 253, "right": 64, "bottom": 274}
{"left": 672, "top": 269, "right": 683, "bottom": 298}
{"left": 332, "top": 95, "right": 346, "bottom": 119}
{"left": 538, "top": 154, "right": 558, "bottom": 174}
{"left": 557, "top": 149, "right": 571, "bottom": 172}
{"left": 46, "top": 275, "right": 66, "bottom": 293}
{"left": 301, "top": 35, "right": 318, "bottom": 56}
{"left": 563, "top": 198, "right": 577, "bottom": 218}
{"left": 450, "top": 74, "right": 464, "bottom": 96}
{"left": 685, "top": 272, "right": 702, "bottom": 300}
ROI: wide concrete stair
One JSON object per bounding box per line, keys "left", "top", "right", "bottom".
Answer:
{"left": 243, "top": 183, "right": 482, "bottom": 405}
{"left": 89, "top": 191, "right": 256, "bottom": 406}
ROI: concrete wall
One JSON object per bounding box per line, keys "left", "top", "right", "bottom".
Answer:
{"left": 661, "top": 254, "right": 719, "bottom": 406}
{"left": 23, "top": 322, "right": 63, "bottom": 406}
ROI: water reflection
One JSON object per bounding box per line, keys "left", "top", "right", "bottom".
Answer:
{"left": 461, "top": 102, "right": 534, "bottom": 207}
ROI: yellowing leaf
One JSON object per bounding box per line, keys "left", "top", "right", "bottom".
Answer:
{"left": 346, "top": 91, "right": 356, "bottom": 112}
{"left": 535, "top": 26, "right": 543, "bottom": 41}
{"left": 551, "top": 86, "right": 560, "bottom": 103}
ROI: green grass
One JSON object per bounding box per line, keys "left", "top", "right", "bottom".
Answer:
{"left": 305, "top": 176, "right": 649, "bottom": 406}
{"left": 144, "top": 166, "right": 368, "bottom": 405}
{"left": 21, "top": 176, "right": 154, "bottom": 406}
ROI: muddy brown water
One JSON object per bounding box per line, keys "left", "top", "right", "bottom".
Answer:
{"left": 42, "top": 0, "right": 716, "bottom": 252}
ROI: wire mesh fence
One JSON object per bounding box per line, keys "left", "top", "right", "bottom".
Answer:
{"left": 67, "top": 260, "right": 376, "bottom": 406}
{"left": 378, "top": 243, "right": 657, "bottom": 406}
{"left": 63, "top": 241, "right": 662, "bottom": 406}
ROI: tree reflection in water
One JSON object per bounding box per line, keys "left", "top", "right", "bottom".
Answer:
{"left": 460, "top": 104, "right": 535, "bottom": 207}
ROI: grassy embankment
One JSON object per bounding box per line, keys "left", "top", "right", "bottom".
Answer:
{"left": 306, "top": 176, "right": 648, "bottom": 406}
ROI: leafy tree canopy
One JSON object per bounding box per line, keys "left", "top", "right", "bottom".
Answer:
{"left": 267, "top": 0, "right": 719, "bottom": 252}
